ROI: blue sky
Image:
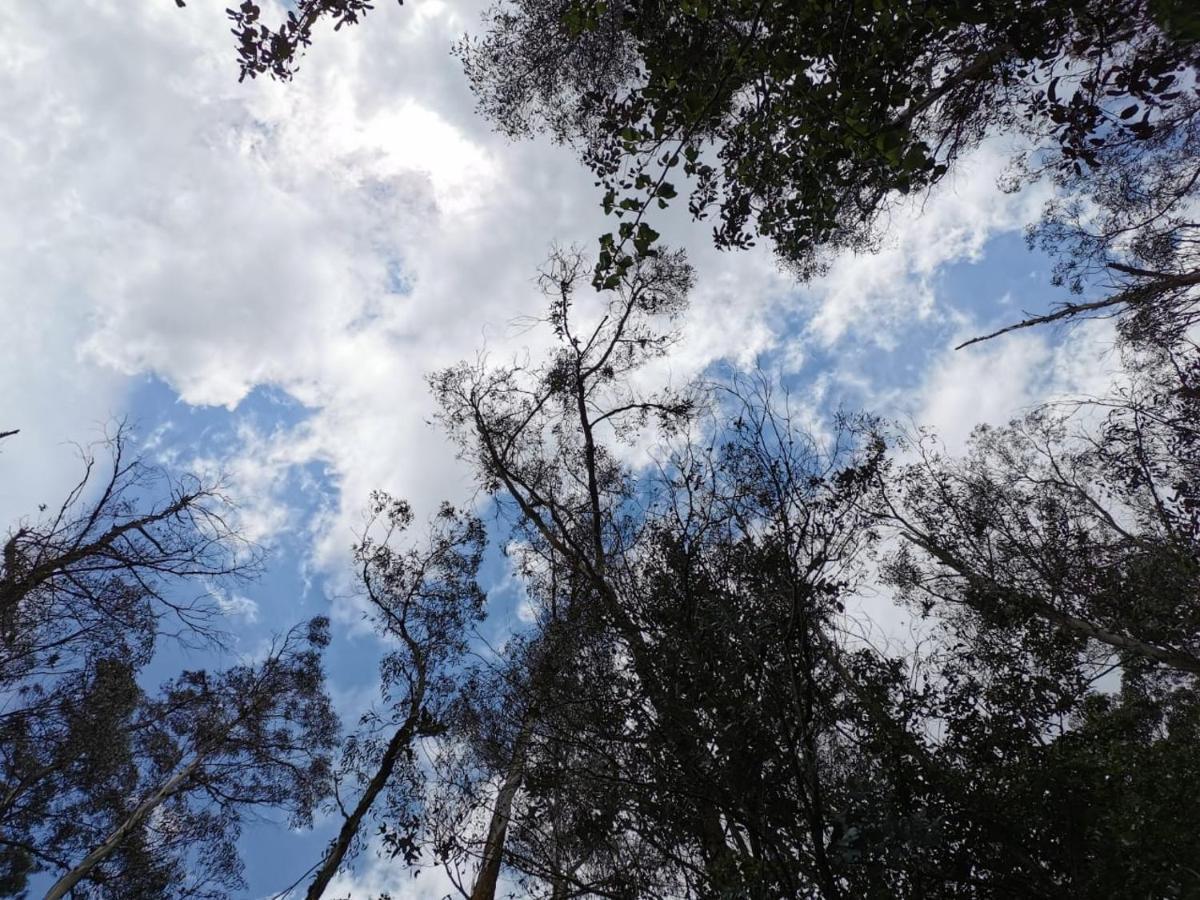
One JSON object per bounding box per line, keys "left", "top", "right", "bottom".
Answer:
{"left": 0, "top": 1, "right": 1120, "bottom": 896}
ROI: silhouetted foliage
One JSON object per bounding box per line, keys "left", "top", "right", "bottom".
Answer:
{"left": 0, "top": 427, "right": 336, "bottom": 898}
{"left": 871, "top": 345, "right": 1200, "bottom": 896}
{"left": 224, "top": 0, "right": 402, "bottom": 81}
{"left": 303, "top": 494, "right": 485, "bottom": 900}
{"left": 458, "top": 0, "right": 1198, "bottom": 290}
{"left": 410, "top": 253, "right": 1200, "bottom": 898}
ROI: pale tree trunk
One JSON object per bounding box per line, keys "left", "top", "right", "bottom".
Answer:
{"left": 469, "top": 715, "right": 534, "bottom": 900}
{"left": 44, "top": 756, "right": 202, "bottom": 900}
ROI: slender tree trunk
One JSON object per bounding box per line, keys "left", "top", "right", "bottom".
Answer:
{"left": 305, "top": 713, "right": 423, "bottom": 900}
{"left": 44, "top": 756, "right": 202, "bottom": 900}
{"left": 469, "top": 715, "right": 534, "bottom": 900}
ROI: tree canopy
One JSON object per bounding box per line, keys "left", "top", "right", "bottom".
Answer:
{"left": 8, "top": 1, "right": 1199, "bottom": 896}
{"left": 407, "top": 249, "right": 1200, "bottom": 898}
{"left": 0, "top": 427, "right": 338, "bottom": 897}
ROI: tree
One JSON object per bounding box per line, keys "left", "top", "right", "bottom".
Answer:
{"left": 879, "top": 345, "right": 1200, "bottom": 678}
{"left": 427, "top": 248, "right": 966, "bottom": 898}
{"left": 0, "top": 426, "right": 337, "bottom": 897}
{"left": 42, "top": 619, "right": 337, "bottom": 900}
{"left": 873, "top": 342, "right": 1200, "bottom": 896}
{"left": 418, "top": 244, "right": 1200, "bottom": 896}
{"left": 457, "top": 0, "right": 1197, "bottom": 288}
{"left": 0, "top": 425, "right": 247, "bottom": 892}
{"left": 303, "top": 494, "right": 486, "bottom": 900}
{"left": 0, "top": 424, "right": 253, "bottom": 656}
{"left": 428, "top": 245, "right": 713, "bottom": 896}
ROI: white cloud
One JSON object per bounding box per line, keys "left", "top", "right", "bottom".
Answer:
{"left": 3, "top": 1, "right": 800, "bottom": 563}
{"left": 215, "top": 588, "right": 261, "bottom": 625}
{"left": 311, "top": 840, "right": 463, "bottom": 900}
{"left": 805, "top": 141, "right": 1051, "bottom": 348}
{"left": 0, "top": 0, "right": 1096, "bottom": 650}
{"left": 912, "top": 319, "right": 1118, "bottom": 452}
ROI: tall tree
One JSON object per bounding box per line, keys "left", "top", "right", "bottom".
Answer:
{"left": 419, "top": 255, "right": 1200, "bottom": 896}
{"left": 0, "top": 426, "right": 337, "bottom": 897}
{"left": 873, "top": 342, "right": 1200, "bottom": 896}
{"left": 42, "top": 619, "right": 337, "bottom": 900}
{"left": 879, "top": 345, "right": 1200, "bottom": 678}
{"left": 427, "top": 248, "right": 955, "bottom": 898}
{"left": 304, "top": 494, "right": 486, "bottom": 900}
{"left": 429, "top": 245, "right": 707, "bottom": 896}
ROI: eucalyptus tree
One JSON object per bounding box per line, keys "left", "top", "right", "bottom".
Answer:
{"left": 1, "top": 425, "right": 248, "bottom": 892}
{"left": 428, "top": 245, "right": 700, "bottom": 897}
{"left": 880, "top": 344, "right": 1200, "bottom": 680}
{"left": 426, "top": 247, "right": 948, "bottom": 898}
{"left": 303, "top": 494, "right": 486, "bottom": 900}
{"left": 873, "top": 342, "right": 1200, "bottom": 897}
{"left": 0, "top": 427, "right": 337, "bottom": 897}
{"left": 41, "top": 620, "right": 337, "bottom": 900}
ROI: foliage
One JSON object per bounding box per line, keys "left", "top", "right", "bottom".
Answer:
{"left": 457, "top": 0, "right": 1199, "bottom": 290}
{"left": 0, "top": 427, "right": 337, "bottom": 898}
{"left": 875, "top": 344, "right": 1200, "bottom": 896}
{"left": 418, "top": 259, "right": 1200, "bottom": 898}
{"left": 304, "top": 494, "right": 486, "bottom": 900}
{"left": 224, "top": 0, "right": 402, "bottom": 82}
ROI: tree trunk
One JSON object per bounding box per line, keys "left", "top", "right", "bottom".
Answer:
{"left": 304, "top": 713, "right": 423, "bottom": 900}
{"left": 44, "top": 756, "right": 201, "bottom": 900}
{"left": 469, "top": 715, "right": 534, "bottom": 900}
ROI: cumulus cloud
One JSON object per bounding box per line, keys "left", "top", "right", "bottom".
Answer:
{"left": 912, "top": 319, "right": 1119, "bottom": 452}
{"left": 0, "top": 0, "right": 1065, "bottom": 589}
{"left": 805, "top": 142, "right": 1052, "bottom": 349}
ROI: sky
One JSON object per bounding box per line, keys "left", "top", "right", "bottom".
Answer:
{"left": 0, "top": 1, "right": 1124, "bottom": 897}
